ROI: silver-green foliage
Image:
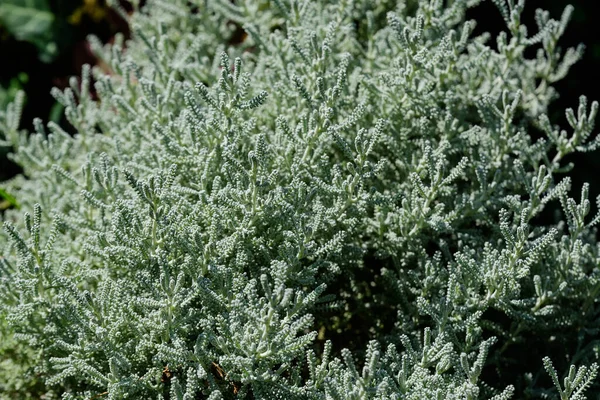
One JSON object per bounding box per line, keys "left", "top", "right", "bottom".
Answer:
{"left": 0, "top": 0, "right": 599, "bottom": 398}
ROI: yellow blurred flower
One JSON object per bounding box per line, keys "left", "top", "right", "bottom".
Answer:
{"left": 68, "top": 0, "right": 107, "bottom": 25}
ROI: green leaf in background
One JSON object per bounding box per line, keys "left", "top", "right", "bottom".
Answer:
{"left": 0, "top": 0, "right": 57, "bottom": 62}
{"left": 48, "top": 100, "right": 64, "bottom": 123}
{"left": 0, "top": 187, "right": 19, "bottom": 210}
{"left": 0, "top": 72, "right": 28, "bottom": 109}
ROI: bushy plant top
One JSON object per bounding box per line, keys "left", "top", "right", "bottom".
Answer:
{"left": 1, "top": 0, "right": 599, "bottom": 399}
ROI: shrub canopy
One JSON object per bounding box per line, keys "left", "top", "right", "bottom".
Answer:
{"left": 1, "top": 0, "right": 599, "bottom": 399}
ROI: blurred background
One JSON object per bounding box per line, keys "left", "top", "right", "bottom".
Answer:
{"left": 0, "top": 0, "right": 598, "bottom": 197}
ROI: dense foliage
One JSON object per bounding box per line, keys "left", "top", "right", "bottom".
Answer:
{"left": 1, "top": 0, "right": 599, "bottom": 398}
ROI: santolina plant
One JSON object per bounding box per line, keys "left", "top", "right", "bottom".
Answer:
{"left": 1, "top": 0, "right": 599, "bottom": 398}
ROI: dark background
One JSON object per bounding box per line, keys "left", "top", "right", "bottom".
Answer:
{"left": 1, "top": 0, "right": 599, "bottom": 191}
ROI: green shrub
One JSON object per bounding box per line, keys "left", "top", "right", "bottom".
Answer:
{"left": 1, "top": 0, "right": 599, "bottom": 398}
